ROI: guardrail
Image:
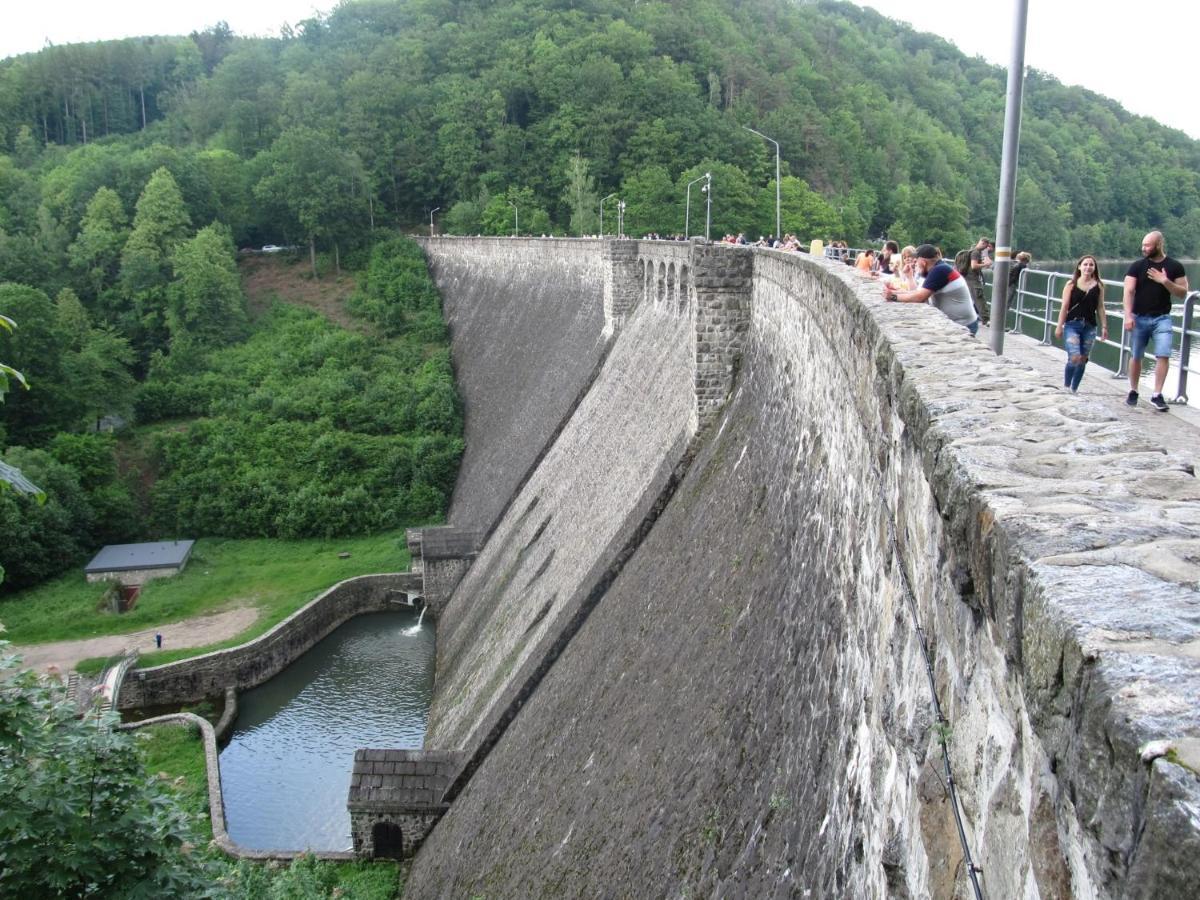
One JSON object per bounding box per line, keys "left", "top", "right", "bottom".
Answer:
{"left": 994, "top": 268, "right": 1197, "bottom": 404}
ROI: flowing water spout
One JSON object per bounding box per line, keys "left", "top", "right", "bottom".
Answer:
{"left": 404, "top": 605, "right": 427, "bottom": 636}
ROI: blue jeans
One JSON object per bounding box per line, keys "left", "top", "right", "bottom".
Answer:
{"left": 1131, "top": 314, "right": 1173, "bottom": 360}
{"left": 1063, "top": 320, "right": 1096, "bottom": 391}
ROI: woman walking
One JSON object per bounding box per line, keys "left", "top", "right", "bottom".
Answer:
{"left": 1055, "top": 254, "right": 1108, "bottom": 392}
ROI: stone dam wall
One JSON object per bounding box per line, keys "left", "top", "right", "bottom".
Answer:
{"left": 421, "top": 237, "right": 609, "bottom": 536}
{"left": 407, "top": 238, "right": 1199, "bottom": 898}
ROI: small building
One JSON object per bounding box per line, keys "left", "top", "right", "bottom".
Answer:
{"left": 406, "top": 527, "right": 482, "bottom": 613}
{"left": 84, "top": 540, "right": 196, "bottom": 585}
{"left": 347, "top": 749, "right": 463, "bottom": 859}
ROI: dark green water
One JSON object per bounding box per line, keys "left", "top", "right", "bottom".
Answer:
{"left": 219, "top": 609, "right": 435, "bottom": 851}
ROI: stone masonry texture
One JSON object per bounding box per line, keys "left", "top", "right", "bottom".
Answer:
{"left": 403, "top": 241, "right": 1198, "bottom": 899}
{"left": 417, "top": 237, "right": 608, "bottom": 537}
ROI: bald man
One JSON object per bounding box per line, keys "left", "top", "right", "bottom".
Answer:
{"left": 1123, "top": 231, "right": 1188, "bottom": 411}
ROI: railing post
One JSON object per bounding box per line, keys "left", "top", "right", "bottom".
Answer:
{"left": 1041, "top": 273, "right": 1056, "bottom": 345}
{"left": 1175, "top": 292, "right": 1195, "bottom": 403}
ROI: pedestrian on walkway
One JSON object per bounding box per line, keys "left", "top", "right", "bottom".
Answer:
{"left": 1123, "top": 231, "right": 1189, "bottom": 411}
{"left": 1055, "top": 255, "right": 1107, "bottom": 392}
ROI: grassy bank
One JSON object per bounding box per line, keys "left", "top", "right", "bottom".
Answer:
{"left": 0, "top": 530, "right": 411, "bottom": 657}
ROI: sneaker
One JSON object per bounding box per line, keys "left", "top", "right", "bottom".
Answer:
{"left": 1126, "top": 390, "right": 1138, "bottom": 407}
{"left": 1150, "top": 394, "right": 1169, "bottom": 412}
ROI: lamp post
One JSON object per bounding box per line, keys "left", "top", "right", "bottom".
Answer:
{"left": 703, "top": 172, "right": 712, "bottom": 242}
{"left": 685, "top": 172, "right": 709, "bottom": 239}
{"left": 617, "top": 200, "right": 626, "bottom": 238}
{"left": 743, "top": 126, "right": 780, "bottom": 241}
{"left": 429, "top": 207, "right": 440, "bottom": 236}
{"left": 507, "top": 200, "right": 518, "bottom": 237}
{"left": 600, "top": 192, "right": 617, "bottom": 237}
{"left": 989, "top": 0, "right": 1030, "bottom": 357}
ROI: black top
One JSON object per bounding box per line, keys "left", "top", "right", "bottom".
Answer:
{"left": 1065, "top": 283, "right": 1101, "bottom": 325}
{"left": 1126, "top": 256, "right": 1186, "bottom": 316}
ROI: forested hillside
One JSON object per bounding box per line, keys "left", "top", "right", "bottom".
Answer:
{"left": 2, "top": 0, "right": 1197, "bottom": 260}
{"left": 2, "top": 0, "right": 1198, "bottom": 589}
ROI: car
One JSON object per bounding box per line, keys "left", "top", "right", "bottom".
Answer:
{"left": 261, "top": 244, "right": 284, "bottom": 253}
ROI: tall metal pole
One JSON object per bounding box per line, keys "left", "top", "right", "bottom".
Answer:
{"left": 744, "top": 126, "right": 781, "bottom": 240}
{"left": 617, "top": 200, "right": 626, "bottom": 238}
{"left": 989, "top": 0, "right": 1030, "bottom": 356}
{"left": 429, "top": 207, "right": 440, "bottom": 236}
{"left": 600, "top": 192, "right": 616, "bottom": 237}
{"left": 704, "top": 172, "right": 712, "bottom": 242}
{"left": 685, "top": 174, "right": 706, "bottom": 238}
{"left": 507, "top": 200, "right": 518, "bottom": 237}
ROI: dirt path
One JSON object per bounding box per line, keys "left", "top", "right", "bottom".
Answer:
{"left": 11, "top": 607, "right": 261, "bottom": 674}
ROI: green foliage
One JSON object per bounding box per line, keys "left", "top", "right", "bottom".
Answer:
{"left": 167, "top": 222, "right": 248, "bottom": 349}
{"left": 347, "top": 236, "right": 445, "bottom": 339}
{"left": 0, "top": 651, "right": 214, "bottom": 896}
{"left": 224, "top": 854, "right": 404, "bottom": 900}
{"left": 563, "top": 153, "right": 599, "bottom": 236}
{"left": 120, "top": 167, "right": 193, "bottom": 296}
{"left": 140, "top": 302, "right": 461, "bottom": 540}
{"left": 68, "top": 186, "right": 129, "bottom": 299}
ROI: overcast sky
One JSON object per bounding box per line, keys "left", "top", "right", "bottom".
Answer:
{"left": 2, "top": 1, "right": 1198, "bottom": 140}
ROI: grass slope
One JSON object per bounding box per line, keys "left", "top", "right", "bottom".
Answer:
{"left": 0, "top": 530, "right": 409, "bottom": 656}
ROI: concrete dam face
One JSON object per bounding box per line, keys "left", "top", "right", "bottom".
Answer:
{"left": 408, "top": 238, "right": 1199, "bottom": 898}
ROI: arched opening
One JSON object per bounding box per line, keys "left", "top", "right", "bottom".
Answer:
{"left": 372, "top": 821, "right": 404, "bottom": 859}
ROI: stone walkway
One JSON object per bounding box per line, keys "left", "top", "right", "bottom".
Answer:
{"left": 978, "top": 321, "right": 1200, "bottom": 439}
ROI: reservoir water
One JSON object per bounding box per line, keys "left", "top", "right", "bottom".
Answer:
{"left": 219, "top": 609, "right": 435, "bottom": 851}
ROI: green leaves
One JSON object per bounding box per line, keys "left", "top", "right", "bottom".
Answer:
{"left": 0, "top": 654, "right": 214, "bottom": 896}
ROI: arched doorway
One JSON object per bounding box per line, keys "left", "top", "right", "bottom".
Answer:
{"left": 372, "top": 821, "right": 404, "bottom": 859}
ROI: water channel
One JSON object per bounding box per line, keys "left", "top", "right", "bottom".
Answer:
{"left": 219, "top": 609, "right": 435, "bottom": 851}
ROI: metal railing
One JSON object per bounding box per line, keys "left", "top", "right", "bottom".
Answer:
{"left": 994, "top": 268, "right": 1197, "bottom": 404}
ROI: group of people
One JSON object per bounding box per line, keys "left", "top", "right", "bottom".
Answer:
{"left": 878, "top": 230, "right": 1189, "bottom": 411}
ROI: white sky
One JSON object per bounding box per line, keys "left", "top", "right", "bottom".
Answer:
{"left": 1, "top": 1, "right": 1198, "bottom": 140}
{"left": 856, "top": 1, "right": 1200, "bottom": 139}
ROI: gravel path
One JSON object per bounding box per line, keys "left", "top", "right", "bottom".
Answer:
{"left": 11, "top": 606, "right": 260, "bottom": 674}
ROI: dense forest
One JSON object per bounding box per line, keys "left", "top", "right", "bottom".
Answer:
{"left": 3, "top": 0, "right": 1198, "bottom": 260}
{"left": 3, "top": 0, "right": 1200, "bottom": 589}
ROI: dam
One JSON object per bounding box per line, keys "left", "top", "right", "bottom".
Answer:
{"left": 393, "top": 236, "right": 1198, "bottom": 898}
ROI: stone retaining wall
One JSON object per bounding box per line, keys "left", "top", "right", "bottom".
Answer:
{"left": 116, "top": 574, "right": 411, "bottom": 709}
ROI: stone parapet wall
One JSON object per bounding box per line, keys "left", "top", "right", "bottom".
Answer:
{"left": 116, "top": 574, "right": 411, "bottom": 709}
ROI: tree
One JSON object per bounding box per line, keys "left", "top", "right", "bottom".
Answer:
{"left": 0, "top": 647, "right": 213, "bottom": 895}
{"left": 888, "top": 183, "right": 970, "bottom": 254}
{"left": 167, "top": 223, "right": 247, "bottom": 349}
{"left": 253, "top": 127, "right": 361, "bottom": 277}
{"left": 771, "top": 177, "right": 842, "bottom": 242}
{"left": 562, "top": 152, "right": 599, "bottom": 236}
{"left": 620, "top": 165, "right": 677, "bottom": 237}
{"left": 68, "top": 186, "right": 129, "bottom": 301}
{"left": 119, "top": 167, "right": 192, "bottom": 296}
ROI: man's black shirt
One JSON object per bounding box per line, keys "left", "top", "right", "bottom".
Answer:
{"left": 1126, "top": 256, "right": 1186, "bottom": 316}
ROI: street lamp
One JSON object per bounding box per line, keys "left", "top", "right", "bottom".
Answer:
{"left": 429, "top": 207, "right": 440, "bottom": 236}
{"left": 703, "top": 172, "right": 712, "bottom": 242}
{"left": 617, "top": 199, "right": 626, "bottom": 238}
{"left": 744, "top": 126, "right": 780, "bottom": 241}
{"left": 685, "top": 172, "right": 710, "bottom": 239}
{"left": 600, "top": 192, "right": 617, "bottom": 237}
{"left": 989, "top": 0, "right": 1030, "bottom": 358}
{"left": 507, "top": 200, "right": 518, "bottom": 237}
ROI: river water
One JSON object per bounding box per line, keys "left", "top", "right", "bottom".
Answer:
{"left": 219, "top": 609, "right": 435, "bottom": 851}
